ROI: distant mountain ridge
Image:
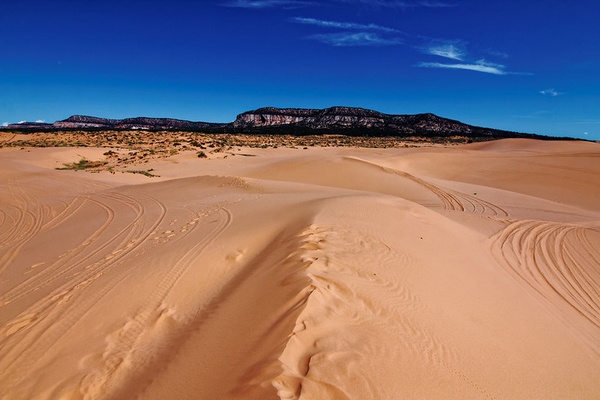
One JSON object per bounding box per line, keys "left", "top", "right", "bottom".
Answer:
{"left": 3, "top": 106, "right": 549, "bottom": 140}
{"left": 54, "top": 115, "right": 218, "bottom": 130}
{"left": 230, "top": 107, "right": 532, "bottom": 138}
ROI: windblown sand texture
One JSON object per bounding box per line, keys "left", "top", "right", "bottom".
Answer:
{"left": 1, "top": 139, "right": 599, "bottom": 399}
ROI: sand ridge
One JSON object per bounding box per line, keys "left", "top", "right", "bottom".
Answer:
{"left": 1, "top": 138, "right": 599, "bottom": 399}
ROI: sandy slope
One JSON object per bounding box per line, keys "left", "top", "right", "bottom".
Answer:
{"left": 0, "top": 139, "right": 599, "bottom": 399}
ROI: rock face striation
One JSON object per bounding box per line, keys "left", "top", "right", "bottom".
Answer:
{"left": 233, "top": 107, "right": 386, "bottom": 130}
{"left": 230, "top": 106, "right": 529, "bottom": 138}
{"left": 3, "top": 106, "right": 548, "bottom": 140}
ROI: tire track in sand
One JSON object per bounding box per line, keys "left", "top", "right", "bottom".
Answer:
{"left": 0, "top": 191, "right": 169, "bottom": 393}
{"left": 446, "top": 189, "right": 509, "bottom": 217}
{"left": 398, "top": 172, "right": 508, "bottom": 218}
{"left": 79, "top": 206, "right": 232, "bottom": 399}
{"left": 344, "top": 157, "right": 508, "bottom": 217}
{"left": 0, "top": 196, "right": 115, "bottom": 307}
{"left": 0, "top": 179, "right": 107, "bottom": 274}
{"left": 0, "top": 179, "right": 46, "bottom": 272}
{"left": 491, "top": 220, "right": 600, "bottom": 351}
{"left": 0, "top": 191, "right": 166, "bottom": 308}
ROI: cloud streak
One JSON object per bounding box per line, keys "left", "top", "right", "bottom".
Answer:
{"left": 424, "top": 42, "right": 465, "bottom": 60}
{"left": 310, "top": 32, "right": 402, "bottom": 46}
{"left": 222, "top": 0, "right": 312, "bottom": 8}
{"left": 235, "top": 0, "right": 517, "bottom": 75}
{"left": 540, "top": 88, "right": 563, "bottom": 97}
{"left": 417, "top": 39, "right": 526, "bottom": 75}
{"left": 417, "top": 60, "right": 507, "bottom": 75}
{"left": 293, "top": 16, "right": 403, "bottom": 47}
{"left": 293, "top": 17, "right": 399, "bottom": 33}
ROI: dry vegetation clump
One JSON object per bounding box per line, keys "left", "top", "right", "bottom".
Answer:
{"left": 56, "top": 158, "right": 107, "bottom": 171}
{"left": 126, "top": 169, "right": 159, "bottom": 177}
{"left": 1, "top": 130, "right": 470, "bottom": 175}
{"left": 3, "top": 130, "right": 460, "bottom": 152}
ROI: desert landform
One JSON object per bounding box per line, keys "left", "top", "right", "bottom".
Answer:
{"left": 0, "top": 122, "right": 599, "bottom": 399}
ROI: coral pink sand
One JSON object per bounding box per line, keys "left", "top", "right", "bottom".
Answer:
{"left": 1, "top": 139, "right": 599, "bottom": 399}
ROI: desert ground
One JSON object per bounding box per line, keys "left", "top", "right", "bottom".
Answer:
{"left": 0, "top": 132, "right": 599, "bottom": 399}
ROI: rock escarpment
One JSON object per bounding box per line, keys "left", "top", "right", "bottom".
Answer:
{"left": 230, "top": 106, "right": 528, "bottom": 138}
{"left": 53, "top": 116, "right": 217, "bottom": 131}
{"left": 3, "top": 122, "right": 55, "bottom": 130}
{"left": 3, "top": 106, "right": 548, "bottom": 140}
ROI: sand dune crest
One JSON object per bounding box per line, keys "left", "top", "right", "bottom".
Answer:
{"left": 1, "top": 140, "right": 599, "bottom": 399}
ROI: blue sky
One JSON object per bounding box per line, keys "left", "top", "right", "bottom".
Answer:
{"left": 1, "top": 0, "right": 599, "bottom": 139}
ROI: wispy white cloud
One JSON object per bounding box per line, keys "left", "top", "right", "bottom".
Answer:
{"left": 417, "top": 59, "right": 507, "bottom": 75}
{"left": 414, "top": 36, "right": 521, "bottom": 75}
{"left": 539, "top": 88, "right": 563, "bottom": 97}
{"left": 18, "top": 120, "right": 27, "bottom": 124}
{"left": 310, "top": 32, "right": 403, "bottom": 46}
{"left": 425, "top": 42, "right": 465, "bottom": 60}
{"left": 35, "top": 119, "right": 45, "bottom": 123}
{"left": 294, "top": 16, "right": 403, "bottom": 46}
{"left": 222, "top": 0, "right": 312, "bottom": 8}
{"left": 2, "top": 122, "right": 8, "bottom": 127}
{"left": 238, "top": 0, "right": 518, "bottom": 76}
{"left": 293, "top": 17, "right": 399, "bottom": 33}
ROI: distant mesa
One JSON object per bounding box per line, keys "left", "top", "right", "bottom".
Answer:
{"left": 3, "top": 106, "right": 548, "bottom": 140}
{"left": 231, "top": 106, "right": 527, "bottom": 138}
{"left": 4, "top": 121, "right": 55, "bottom": 129}
{"left": 53, "top": 115, "right": 218, "bottom": 131}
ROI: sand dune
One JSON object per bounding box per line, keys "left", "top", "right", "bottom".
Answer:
{"left": 1, "top": 139, "right": 599, "bottom": 399}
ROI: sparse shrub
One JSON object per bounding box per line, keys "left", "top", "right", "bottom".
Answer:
{"left": 57, "top": 158, "right": 107, "bottom": 171}
{"left": 126, "top": 169, "right": 159, "bottom": 177}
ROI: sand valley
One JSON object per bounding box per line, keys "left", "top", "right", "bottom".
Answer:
{"left": 1, "top": 136, "right": 599, "bottom": 399}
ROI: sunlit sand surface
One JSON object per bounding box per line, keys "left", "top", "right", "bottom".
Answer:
{"left": 1, "top": 139, "right": 599, "bottom": 399}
